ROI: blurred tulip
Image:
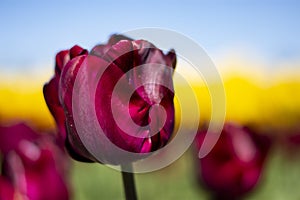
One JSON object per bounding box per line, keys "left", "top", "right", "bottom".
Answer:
{"left": 44, "top": 34, "right": 176, "bottom": 164}
{"left": 0, "top": 123, "right": 69, "bottom": 200}
{"left": 195, "top": 123, "right": 271, "bottom": 200}
{"left": 0, "top": 176, "right": 15, "bottom": 200}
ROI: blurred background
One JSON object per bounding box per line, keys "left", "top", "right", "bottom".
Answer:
{"left": 0, "top": 1, "right": 300, "bottom": 199}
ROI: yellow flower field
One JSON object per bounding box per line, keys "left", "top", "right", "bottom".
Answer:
{"left": 0, "top": 62, "right": 299, "bottom": 134}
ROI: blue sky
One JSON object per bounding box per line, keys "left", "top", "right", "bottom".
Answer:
{"left": 0, "top": 1, "right": 300, "bottom": 72}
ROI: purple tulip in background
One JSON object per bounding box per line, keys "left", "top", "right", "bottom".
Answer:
{"left": 0, "top": 123, "right": 69, "bottom": 200}
{"left": 43, "top": 34, "right": 176, "bottom": 164}
{"left": 195, "top": 123, "right": 272, "bottom": 200}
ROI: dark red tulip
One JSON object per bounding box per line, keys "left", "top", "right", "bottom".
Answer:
{"left": 0, "top": 123, "right": 69, "bottom": 200}
{"left": 44, "top": 34, "right": 176, "bottom": 164}
{"left": 195, "top": 123, "right": 271, "bottom": 200}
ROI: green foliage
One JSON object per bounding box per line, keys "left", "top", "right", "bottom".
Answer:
{"left": 71, "top": 148, "right": 300, "bottom": 200}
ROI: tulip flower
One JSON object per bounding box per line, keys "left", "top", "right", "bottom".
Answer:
{"left": 0, "top": 123, "right": 69, "bottom": 200}
{"left": 43, "top": 34, "right": 176, "bottom": 164}
{"left": 43, "top": 34, "right": 177, "bottom": 200}
{"left": 195, "top": 123, "right": 271, "bottom": 200}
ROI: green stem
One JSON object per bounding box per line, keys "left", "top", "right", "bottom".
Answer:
{"left": 121, "top": 164, "right": 137, "bottom": 200}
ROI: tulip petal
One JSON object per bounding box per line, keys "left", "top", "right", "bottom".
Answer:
{"left": 55, "top": 50, "right": 70, "bottom": 76}
{"left": 0, "top": 176, "right": 15, "bottom": 200}
{"left": 103, "top": 40, "right": 134, "bottom": 73}
{"left": 0, "top": 123, "right": 38, "bottom": 154}
{"left": 59, "top": 55, "right": 97, "bottom": 162}
{"left": 90, "top": 34, "right": 133, "bottom": 58}
{"left": 43, "top": 76, "right": 66, "bottom": 142}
